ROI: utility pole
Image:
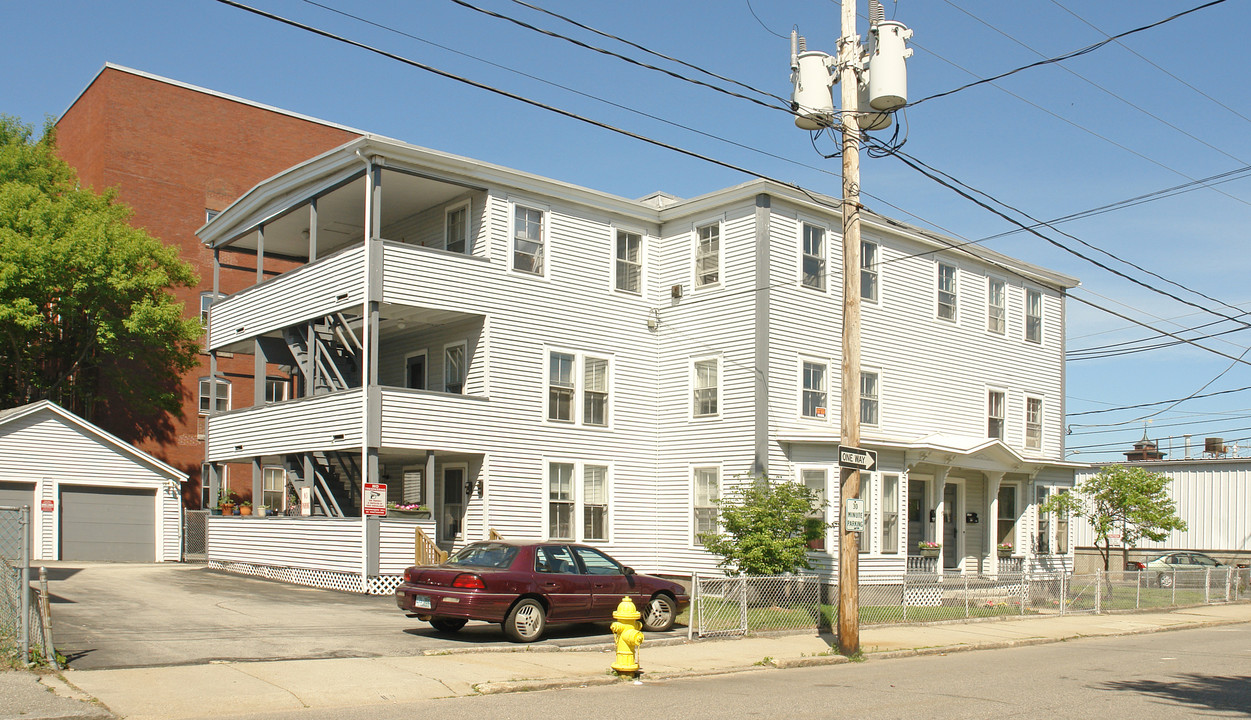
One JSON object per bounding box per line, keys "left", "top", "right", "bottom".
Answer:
{"left": 790, "top": 0, "right": 911, "bottom": 659}
{"left": 836, "top": 0, "right": 863, "bottom": 657}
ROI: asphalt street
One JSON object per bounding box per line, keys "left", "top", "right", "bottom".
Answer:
{"left": 42, "top": 562, "right": 685, "bottom": 669}
{"left": 217, "top": 623, "right": 1251, "bottom": 720}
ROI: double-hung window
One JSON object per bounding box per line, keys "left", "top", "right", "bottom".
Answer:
{"left": 937, "top": 263, "right": 957, "bottom": 320}
{"left": 881, "top": 473, "right": 900, "bottom": 554}
{"left": 615, "top": 230, "right": 642, "bottom": 293}
{"left": 263, "top": 467, "right": 285, "bottom": 510}
{"left": 859, "top": 474, "right": 875, "bottom": 554}
{"left": 997, "top": 486, "right": 1017, "bottom": 548}
{"left": 1025, "top": 289, "right": 1043, "bottom": 344}
{"left": 1035, "top": 485, "right": 1051, "bottom": 554}
{"left": 802, "top": 223, "right": 825, "bottom": 290}
{"left": 987, "top": 278, "right": 1006, "bottom": 335}
{"left": 693, "top": 466, "right": 720, "bottom": 544}
{"left": 547, "top": 461, "right": 611, "bottom": 543}
{"left": 445, "top": 202, "right": 469, "bottom": 254}
{"left": 802, "top": 360, "right": 828, "bottom": 419}
{"left": 548, "top": 463, "right": 575, "bottom": 540}
{"left": 693, "top": 357, "right": 719, "bottom": 417}
{"left": 860, "top": 370, "right": 879, "bottom": 426}
{"left": 199, "top": 292, "right": 221, "bottom": 329}
{"left": 1054, "top": 489, "right": 1069, "bottom": 554}
{"left": 265, "top": 378, "right": 288, "bottom": 404}
{"left": 1025, "top": 396, "right": 1043, "bottom": 449}
{"left": 444, "top": 343, "right": 466, "bottom": 394}
{"left": 547, "top": 351, "right": 610, "bottom": 426}
{"left": 987, "top": 389, "right": 1005, "bottom": 440}
{"left": 802, "top": 468, "right": 827, "bottom": 551}
{"left": 198, "top": 377, "right": 230, "bottom": 414}
{"left": 513, "top": 205, "right": 545, "bottom": 275}
{"left": 695, "top": 222, "right": 720, "bottom": 287}
{"left": 861, "top": 240, "right": 879, "bottom": 302}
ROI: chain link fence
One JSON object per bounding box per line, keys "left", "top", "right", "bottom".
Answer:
{"left": 690, "top": 567, "right": 1251, "bottom": 638}
{"left": 1, "top": 505, "right": 56, "bottom": 667}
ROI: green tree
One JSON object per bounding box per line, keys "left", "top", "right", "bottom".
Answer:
{"left": 1042, "top": 465, "right": 1187, "bottom": 571}
{"left": 0, "top": 115, "right": 200, "bottom": 422}
{"left": 699, "top": 478, "right": 826, "bottom": 575}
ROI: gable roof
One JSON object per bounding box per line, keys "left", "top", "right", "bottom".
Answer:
{"left": 0, "top": 401, "right": 187, "bottom": 481}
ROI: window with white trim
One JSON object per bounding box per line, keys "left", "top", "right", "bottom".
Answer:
{"left": 1035, "top": 484, "right": 1051, "bottom": 554}
{"left": 997, "top": 485, "right": 1017, "bottom": 548}
{"left": 198, "top": 377, "right": 230, "bottom": 414}
{"left": 693, "top": 466, "right": 720, "bottom": 544}
{"left": 1025, "top": 396, "right": 1043, "bottom": 449}
{"left": 445, "top": 202, "right": 469, "bottom": 254}
{"left": 987, "top": 278, "right": 1006, "bottom": 335}
{"left": 695, "top": 222, "right": 720, "bottom": 287}
{"left": 860, "top": 370, "right": 879, "bottom": 426}
{"left": 693, "top": 357, "right": 719, "bottom": 417}
{"left": 860, "top": 474, "right": 875, "bottom": 555}
{"left": 987, "top": 389, "right": 1005, "bottom": 440}
{"left": 265, "top": 378, "right": 288, "bottom": 404}
{"left": 881, "top": 473, "right": 900, "bottom": 554}
{"left": 937, "top": 263, "right": 957, "bottom": 320}
{"left": 862, "top": 240, "right": 879, "bottom": 302}
{"left": 444, "top": 343, "right": 466, "bottom": 394}
{"left": 263, "top": 466, "right": 285, "bottom": 510}
{"left": 512, "top": 205, "right": 545, "bottom": 275}
{"left": 801, "top": 223, "right": 825, "bottom": 290}
{"left": 802, "top": 468, "right": 827, "bottom": 551}
{"left": 1054, "top": 488, "right": 1069, "bottom": 554}
{"left": 547, "top": 461, "right": 611, "bottom": 542}
{"left": 199, "top": 292, "right": 221, "bottom": 328}
{"left": 802, "top": 360, "right": 828, "bottom": 419}
{"left": 583, "top": 464, "right": 608, "bottom": 541}
{"left": 546, "top": 350, "right": 610, "bottom": 426}
{"left": 548, "top": 462, "right": 575, "bottom": 540}
{"left": 1025, "top": 289, "right": 1043, "bottom": 344}
{"left": 615, "top": 230, "right": 642, "bottom": 294}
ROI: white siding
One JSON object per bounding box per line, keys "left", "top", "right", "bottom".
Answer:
{"left": 208, "top": 245, "right": 365, "bottom": 350}
{"left": 208, "top": 517, "right": 362, "bottom": 571}
{"left": 207, "top": 390, "right": 363, "bottom": 461}
{"left": 378, "top": 518, "right": 438, "bottom": 574}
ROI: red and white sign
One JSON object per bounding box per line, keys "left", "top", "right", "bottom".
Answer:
{"left": 40, "top": 499, "right": 55, "bottom": 513}
{"left": 363, "top": 482, "right": 387, "bottom": 516}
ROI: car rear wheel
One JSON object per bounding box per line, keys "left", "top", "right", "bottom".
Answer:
{"left": 503, "top": 598, "right": 546, "bottom": 642}
{"left": 641, "top": 594, "right": 676, "bottom": 632}
{"left": 430, "top": 617, "right": 467, "bottom": 633}
{"left": 1158, "top": 572, "right": 1174, "bottom": 589}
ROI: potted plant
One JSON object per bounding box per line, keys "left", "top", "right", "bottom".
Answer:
{"left": 238, "top": 499, "right": 253, "bottom": 516}
{"left": 997, "top": 542, "right": 1014, "bottom": 556}
{"left": 256, "top": 504, "right": 269, "bottom": 518}
{"left": 386, "top": 502, "right": 431, "bottom": 518}
{"left": 918, "top": 541, "right": 941, "bottom": 558}
{"left": 218, "top": 490, "right": 238, "bottom": 517}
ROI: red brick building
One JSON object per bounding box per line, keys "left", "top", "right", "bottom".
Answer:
{"left": 56, "top": 64, "right": 360, "bottom": 508}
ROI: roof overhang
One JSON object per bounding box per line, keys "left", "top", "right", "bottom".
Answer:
{"left": 779, "top": 430, "right": 1089, "bottom": 476}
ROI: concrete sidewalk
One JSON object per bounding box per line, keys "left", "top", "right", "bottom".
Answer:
{"left": 8, "top": 603, "right": 1249, "bottom": 720}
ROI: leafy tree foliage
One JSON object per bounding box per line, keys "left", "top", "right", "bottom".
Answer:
{"left": 0, "top": 116, "right": 200, "bottom": 421}
{"left": 699, "top": 478, "right": 826, "bottom": 575}
{"left": 1042, "top": 465, "right": 1187, "bottom": 571}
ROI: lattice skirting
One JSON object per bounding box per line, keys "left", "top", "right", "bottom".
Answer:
{"left": 208, "top": 560, "right": 403, "bottom": 596}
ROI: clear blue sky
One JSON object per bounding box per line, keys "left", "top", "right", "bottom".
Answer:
{"left": 4, "top": 0, "right": 1251, "bottom": 462}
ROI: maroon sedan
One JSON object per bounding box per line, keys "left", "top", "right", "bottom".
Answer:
{"left": 394, "top": 541, "right": 690, "bottom": 642}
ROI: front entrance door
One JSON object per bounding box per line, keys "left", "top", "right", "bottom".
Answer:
{"left": 943, "top": 483, "right": 959, "bottom": 569}
{"left": 907, "top": 480, "right": 926, "bottom": 555}
{"left": 441, "top": 466, "right": 465, "bottom": 542}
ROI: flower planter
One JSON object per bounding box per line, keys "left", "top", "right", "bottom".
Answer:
{"left": 997, "top": 549, "right": 1013, "bottom": 557}
{"left": 920, "top": 548, "right": 940, "bottom": 558}
{"left": 239, "top": 505, "right": 253, "bottom": 516}
{"left": 387, "top": 509, "right": 432, "bottom": 519}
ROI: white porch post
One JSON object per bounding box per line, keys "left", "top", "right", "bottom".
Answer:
{"left": 985, "top": 471, "right": 1004, "bottom": 577}
{"left": 930, "top": 467, "right": 949, "bottom": 557}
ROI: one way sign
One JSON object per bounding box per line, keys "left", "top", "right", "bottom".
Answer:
{"left": 838, "top": 446, "right": 877, "bottom": 472}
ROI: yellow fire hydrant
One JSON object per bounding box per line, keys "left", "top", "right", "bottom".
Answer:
{"left": 610, "top": 595, "right": 644, "bottom": 677}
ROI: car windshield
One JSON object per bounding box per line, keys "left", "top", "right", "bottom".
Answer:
{"left": 447, "top": 543, "right": 518, "bottom": 569}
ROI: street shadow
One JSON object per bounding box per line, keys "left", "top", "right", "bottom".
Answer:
{"left": 40, "top": 567, "right": 82, "bottom": 581}
{"left": 1098, "top": 674, "right": 1251, "bottom": 717}
{"left": 60, "top": 648, "right": 96, "bottom": 667}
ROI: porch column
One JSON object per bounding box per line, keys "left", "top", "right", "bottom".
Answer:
{"left": 307, "top": 198, "right": 318, "bottom": 262}
{"left": 425, "top": 451, "right": 436, "bottom": 521}
{"left": 985, "top": 471, "right": 1004, "bottom": 577}
{"left": 930, "top": 467, "right": 949, "bottom": 564}
{"left": 252, "top": 458, "right": 263, "bottom": 509}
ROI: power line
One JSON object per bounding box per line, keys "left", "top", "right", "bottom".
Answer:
{"left": 909, "top": 0, "right": 1230, "bottom": 107}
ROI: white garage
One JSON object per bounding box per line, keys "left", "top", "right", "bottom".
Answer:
{"left": 0, "top": 401, "right": 185, "bottom": 562}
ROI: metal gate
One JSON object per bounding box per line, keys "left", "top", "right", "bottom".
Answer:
{"left": 184, "top": 510, "right": 209, "bottom": 562}
{"left": 1, "top": 505, "right": 56, "bottom": 666}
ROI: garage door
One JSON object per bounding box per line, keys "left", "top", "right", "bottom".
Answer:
{"left": 60, "top": 486, "right": 155, "bottom": 562}
{"left": 0, "top": 481, "right": 36, "bottom": 558}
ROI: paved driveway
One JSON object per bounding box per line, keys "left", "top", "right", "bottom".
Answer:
{"left": 42, "top": 562, "right": 682, "bottom": 670}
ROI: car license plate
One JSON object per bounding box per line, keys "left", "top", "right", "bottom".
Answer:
{"left": 413, "top": 595, "right": 432, "bottom": 610}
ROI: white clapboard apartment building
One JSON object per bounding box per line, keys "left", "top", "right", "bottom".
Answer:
{"left": 199, "top": 135, "right": 1082, "bottom": 591}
